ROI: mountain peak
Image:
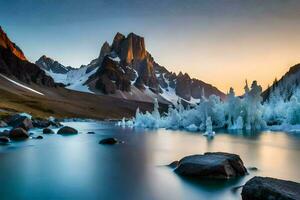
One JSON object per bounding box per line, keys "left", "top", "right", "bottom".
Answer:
{"left": 0, "top": 26, "right": 27, "bottom": 61}
{"left": 36, "top": 55, "right": 71, "bottom": 74}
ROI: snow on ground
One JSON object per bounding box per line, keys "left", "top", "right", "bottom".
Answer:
{"left": 0, "top": 74, "right": 44, "bottom": 96}
{"left": 160, "top": 86, "right": 200, "bottom": 105}
{"left": 43, "top": 66, "right": 97, "bottom": 94}
{"left": 66, "top": 67, "right": 97, "bottom": 94}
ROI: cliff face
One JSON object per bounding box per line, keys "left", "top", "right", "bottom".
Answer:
{"left": 0, "top": 26, "right": 26, "bottom": 61}
{"left": 35, "top": 31, "right": 225, "bottom": 102}
{"left": 0, "top": 26, "right": 55, "bottom": 87}
{"left": 87, "top": 32, "right": 225, "bottom": 101}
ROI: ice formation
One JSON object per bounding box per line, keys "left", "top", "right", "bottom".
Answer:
{"left": 120, "top": 80, "right": 300, "bottom": 133}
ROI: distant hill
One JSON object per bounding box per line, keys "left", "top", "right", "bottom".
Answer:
{"left": 262, "top": 63, "right": 300, "bottom": 101}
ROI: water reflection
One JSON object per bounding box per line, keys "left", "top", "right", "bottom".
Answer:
{"left": 0, "top": 122, "right": 299, "bottom": 200}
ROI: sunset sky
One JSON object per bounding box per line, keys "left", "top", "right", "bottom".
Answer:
{"left": 1, "top": 0, "right": 300, "bottom": 94}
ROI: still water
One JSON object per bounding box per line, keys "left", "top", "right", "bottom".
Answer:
{"left": 0, "top": 122, "right": 300, "bottom": 200}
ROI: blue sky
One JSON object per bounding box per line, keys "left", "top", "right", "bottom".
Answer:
{"left": 1, "top": 0, "right": 300, "bottom": 94}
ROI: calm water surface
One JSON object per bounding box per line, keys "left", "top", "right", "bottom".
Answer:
{"left": 0, "top": 122, "right": 300, "bottom": 200}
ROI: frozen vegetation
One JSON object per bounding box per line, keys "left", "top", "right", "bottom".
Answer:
{"left": 120, "top": 80, "right": 300, "bottom": 133}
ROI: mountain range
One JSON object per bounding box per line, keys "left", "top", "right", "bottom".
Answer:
{"left": 0, "top": 25, "right": 299, "bottom": 119}
{"left": 35, "top": 32, "right": 225, "bottom": 104}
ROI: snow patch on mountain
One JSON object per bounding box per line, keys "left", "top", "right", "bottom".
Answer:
{"left": 0, "top": 74, "right": 44, "bottom": 96}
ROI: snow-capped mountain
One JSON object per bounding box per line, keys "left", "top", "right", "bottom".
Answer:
{"left": 263, "top": 63, "right": 300, "bottom": 101}
{"left": 36, "top": 32, "right": 225, "bottom": 104}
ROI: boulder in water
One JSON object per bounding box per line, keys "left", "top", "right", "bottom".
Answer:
{"left": 241, "top": 176, "right": 300, "bottom": 200}
{"left": 9, "top": 128, "right": 29, "bottom": 140}
{"left": 99, "top": 137, "right": 118, "bottom": 145}
{"left": 174, "top": 152, "right": 247, "bottom": 179}
{"left": 57, "top": 126, "right": 78, "bottom": 135}
{"left": 43, "top": 128, "right": 54, "bottom": 134}
{"left": 0, "top": 136, "right": 10, "bottom": 143}
{"left": 33, "top": 135, "right": 44, "bottom": 139}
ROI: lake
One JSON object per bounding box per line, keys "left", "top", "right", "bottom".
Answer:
{"left": 0, "top": 121, "right": 300, "bottom": 200}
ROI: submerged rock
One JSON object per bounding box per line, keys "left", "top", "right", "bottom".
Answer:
{"left": 34, "top": 135, "right": 43, "bottom": 139}
{"left": 241, "top": 176, "right": 300, "bottom": 200}
{"left": 174, "top": 152, "right": 247, "bottom": 179}
{"left": 0, "top": 136, "right": 10, "bottom": 143}
{"left": 99, "top": 137, "right": 118, "bottom": 145}
{"left": 248, "top": 167, "right": 258, "bottom": 171}
{"left": 43, "top": 128, "right": 54, "bottom": 134}
{"left": 87, "top": 131, "right": 95, "bottom": 134}
{"left": 57, "top": 126, "right": 78, "bottom": 135}
{"left": 9, "top": 128, "right": 29, "bottom": 140}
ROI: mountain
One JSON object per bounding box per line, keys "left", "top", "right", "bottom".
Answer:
{"left": 0, "top": 26, "right": 165, "bottom": 119}
{"left": 263, "top": 63, "right": 300, "bottom": 101}
{"left": 37, "top": 32, "right": 225, "bottom": 103}
{"left": 0, "top": 26, "right": 55, "bottom": 87}
{"left": 36, "top": 55, "right": 74, "bottom": 74}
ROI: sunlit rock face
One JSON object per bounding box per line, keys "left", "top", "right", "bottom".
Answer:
{"left": 0, "top": 26, "right": 55, "bottom": 87}
{"left": 0, "top": 26, "right": 26, "bottom": 61}
{"left": 35, "top": 31, "right": 225, "bottom": 102}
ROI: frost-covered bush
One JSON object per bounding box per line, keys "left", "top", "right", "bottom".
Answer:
{"left": 121, "top": 80, "right": 300, "bottom": 132}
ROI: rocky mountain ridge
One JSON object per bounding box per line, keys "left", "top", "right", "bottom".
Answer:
{"left": 36, "top": 32, "right": 226, "bottom": 103}
{"left": 262, "top": 63, "right": 300, "bottom": 101}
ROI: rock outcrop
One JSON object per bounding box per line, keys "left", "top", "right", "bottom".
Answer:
{"left": 241, "top": 176, "right": 300, "bottom": 200}
{"left": 0, "top": 26, "right": 26, "bottom": 61}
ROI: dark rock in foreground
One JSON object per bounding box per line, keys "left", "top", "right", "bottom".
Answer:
{"left": 241, "top": 176, "right": 300, "bottom": 200}
{"left": 174, "top": 152, "right": 247, "bottom": 179}
{"left": 0, "top": 136, "right": 10, "bottom": 143}
{"left": 43, "top": 128, "right": 54, "bottom": 134}
{"left": 9, "top": 128, "right": 29, "bottom": 140}
{"left": 99, "top": 137, "right": 118, "bottom": 145}
{"left": 57, "top": 126, "right": 78, "bottom": 135}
